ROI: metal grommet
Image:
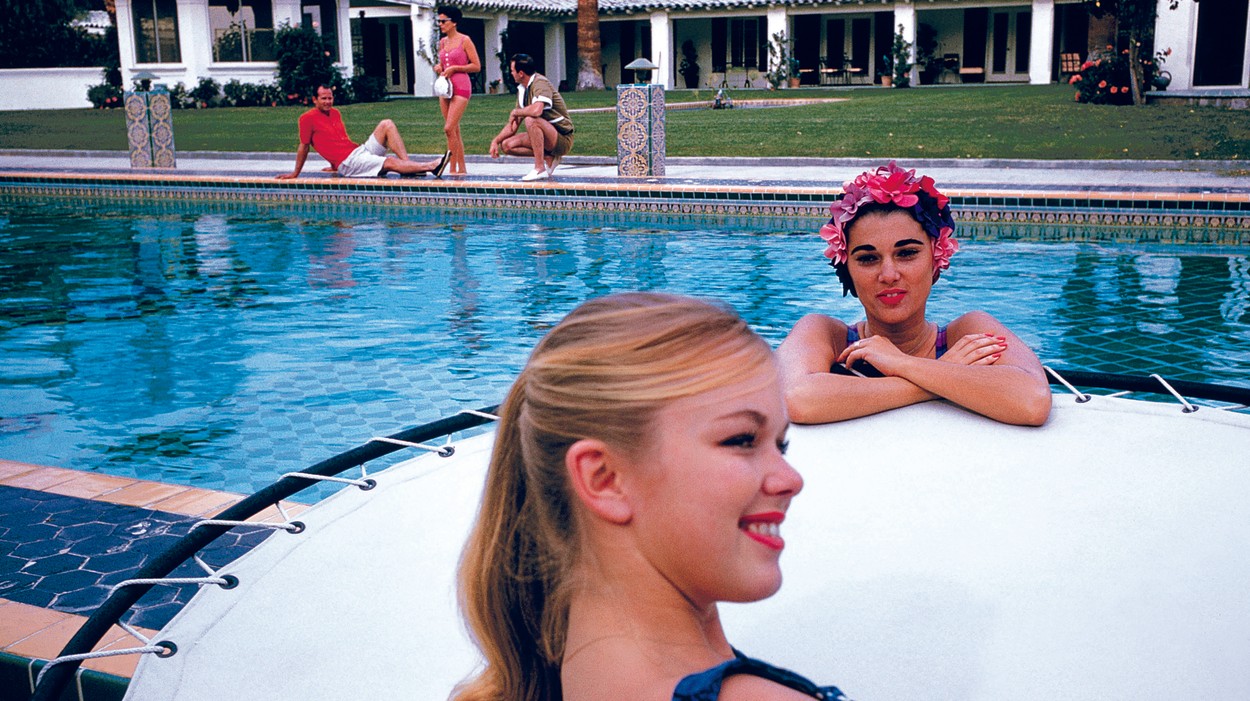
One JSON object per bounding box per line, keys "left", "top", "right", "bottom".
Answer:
{"left": 286, "top": 521, "right": 306, "bottom": 534}
{"left": 1075, "top": 393, "right": 1092, "bottom": 403}
{"left": 1183, "top": 405, "right": 1199, "bottom": 414}
{"left": 359, "top": 478, "right": 377, "bottom": 491}
{"left": 218, "top": 574, "right": 239, "bottom": 589}
{"left": 438, "top": 446, "right": 456, "bottom": 458}
{"left": 155, "top": 641, "right": 178, "bottom": 658}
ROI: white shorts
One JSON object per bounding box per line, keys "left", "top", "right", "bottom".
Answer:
{"left": 336, "top": 135, "right": 387, "bottom": 177}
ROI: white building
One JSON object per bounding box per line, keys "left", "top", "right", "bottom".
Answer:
{"left": 111, "top": 0, "right": 1249, "bottom": 96}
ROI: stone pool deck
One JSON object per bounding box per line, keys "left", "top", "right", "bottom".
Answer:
{"left": 2, "top": 149, "right": 1250, "bottom": 195}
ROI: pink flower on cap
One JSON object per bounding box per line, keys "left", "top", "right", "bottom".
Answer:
{"left": 818, "top": 161, "right": 958, "bottom": 271}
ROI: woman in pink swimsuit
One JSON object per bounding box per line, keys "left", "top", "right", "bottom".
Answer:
{"left": 434, "top": 6, "right": 480, "bottom": 175}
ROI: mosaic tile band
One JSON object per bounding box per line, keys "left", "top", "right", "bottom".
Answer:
{"left": 0, "top": 174, "right": 1246, "bottom": 247}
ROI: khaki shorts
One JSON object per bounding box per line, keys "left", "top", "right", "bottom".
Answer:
{"left": 550, "top": 132, "right": 573, "bottom": 158}
{"left": 336, "top": 135, "right": 387, "bottom": 178}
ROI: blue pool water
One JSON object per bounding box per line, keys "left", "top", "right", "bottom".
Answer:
{"left": 1, "top": 198, "right": 1248, "bottom": 497}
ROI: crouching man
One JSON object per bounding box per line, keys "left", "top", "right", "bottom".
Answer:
{"left": 488, "top": 54, "right": 574, "bottom": 182}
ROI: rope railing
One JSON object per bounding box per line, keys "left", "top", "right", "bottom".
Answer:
{"left": 1045, "top": 368, "right": 1250, "bottom": 412}
{"left": 30, "top": 404, "right": 500, "bottom": 701}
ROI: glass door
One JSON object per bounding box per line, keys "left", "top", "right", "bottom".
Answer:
{"left": 987, "top": 8, "right": 1030, "bottom": 82}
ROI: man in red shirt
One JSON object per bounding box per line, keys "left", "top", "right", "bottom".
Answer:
{"left": 278, "top": 86, "right": 450, "bottom": 179}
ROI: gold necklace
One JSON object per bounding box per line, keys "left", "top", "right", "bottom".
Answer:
{"left": 861, "top": 321, "right": 936, "bottom": 357}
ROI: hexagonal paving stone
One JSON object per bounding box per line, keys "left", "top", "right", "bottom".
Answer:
{"left": 0, "top": 485, "right": 271, "bottom": 629}
{"left": 21, "top": 552, "right": 89, "bottom": 576}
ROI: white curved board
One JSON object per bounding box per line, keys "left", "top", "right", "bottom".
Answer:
{"left": 125, "top": 395, "right": 1250, "bottom": 700}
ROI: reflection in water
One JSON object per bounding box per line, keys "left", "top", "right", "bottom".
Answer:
{"left": 1051, "top": 249, "right": 1250, "bottom": 382}
{"left": 0, "top": 200, "right": 1246, "bottom": 496}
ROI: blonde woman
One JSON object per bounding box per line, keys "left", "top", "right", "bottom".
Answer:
{"left": 455, "top": 292, "right": 849, "bottom": 701}
{"left": 433, "top": 6, "right": 480, "bottom": 175}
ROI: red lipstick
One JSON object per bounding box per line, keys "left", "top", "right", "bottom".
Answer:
{"left": 739, "top": 512, "right": 786, "bottom": 551}
{"left": 877, "top": 288, "right": 906, "bottom": 306}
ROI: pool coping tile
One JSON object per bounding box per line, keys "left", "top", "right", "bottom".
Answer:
{"left": 0, "top": 460, "right": 40, "bottom": 481}
{"left": 0, "top": 598, "right": 158, "bottom": 678}
{"left": 0, "top": 466, "right": 81, "bottom": 492}
{"left": 94, "top": 481, "right": 196, "bottom": 510}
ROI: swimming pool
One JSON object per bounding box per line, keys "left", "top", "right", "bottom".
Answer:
{"left": 2, "top": 198, "right": 1247, "bottom": 496}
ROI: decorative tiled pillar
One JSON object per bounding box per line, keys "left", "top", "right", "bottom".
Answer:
{"left": 125, "top": 86, "right": 176, "bottom": 169}
{"left": 616, "top": 83, "right": 665, "bottom": 177}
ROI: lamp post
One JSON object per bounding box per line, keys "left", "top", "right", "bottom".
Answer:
{"left": 616, "top": 58, "right": 665, "bottom": 177}
{"left": 125, "top": 70, "right": 176, "bottom": 169}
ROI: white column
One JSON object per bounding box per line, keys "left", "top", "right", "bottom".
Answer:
{"left": 650, "top": 10, "right": 673, "bottom": 88}
{"left": 485, "top": 14, "right": 510, "bottom": 90}
{"left": 545, "top": 21, "right": 566, "bottom": 87}
{"left": 336, "top": 0, "right": 353, "bottom": 77}
{"left": 892, "top": 3, "right": 917, "bottom": 84}
{"left": 766, "top": 5, "right": 787, "bottom": 79}
{"left": 175, "top": 0, "right": 210, "bottom": 85}
{"left": 411, "top": 4, "right": 436, "bottom": 96}
{"left": 1154, "top": 0, "right": 1197, "bottom": 90}
{"left": 115, "top": 0, "right": 139, "bottom": 77}
{"left": 1029, "top": 0, "right": 1055, "bottom": 84}
{"left": 273, "top": 0, "right": 300, "bottom": 28}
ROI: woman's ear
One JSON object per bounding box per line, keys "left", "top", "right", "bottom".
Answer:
{"left": 565, "top": 438, "right": 633, "bottom": 525}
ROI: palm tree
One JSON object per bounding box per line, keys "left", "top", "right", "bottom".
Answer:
{"left": 575, "top": 0, "right": 605, "bottom": 90}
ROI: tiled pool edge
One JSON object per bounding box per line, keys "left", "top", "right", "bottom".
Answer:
{"left": 1, "top": 172, "right": 1247, "bottom": 247}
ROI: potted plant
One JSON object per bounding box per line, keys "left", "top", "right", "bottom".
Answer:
{"left": 679, "top": 40, "right": 700, "bottom": 89}
{"left": 890, "top": 24, "right": 913, "bottom": 88}
{"left": 787, "top": 55, "right": 802, "bottom": 88}
{"left": 878, "top": 54, "right": 893, "bottom": 87}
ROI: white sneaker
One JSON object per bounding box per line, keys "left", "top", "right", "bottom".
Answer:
{"left": 521, "top": 168, "right": 548, "bottom": 182}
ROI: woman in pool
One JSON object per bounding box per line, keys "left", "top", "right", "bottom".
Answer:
{"left": 777, "top": 162, "right": 1051, "bottom": 426}
{"left": 434, "top": 6, "right": 480, "bottom": 175}
{"left": 454, "top": 292, "right": 848, "bottom": 701}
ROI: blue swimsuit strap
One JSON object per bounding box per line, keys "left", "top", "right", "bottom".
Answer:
{"left": 672, "top": 652, "right": 848, "bottom": 701}
{"left": 846, "top": 324, "right": 948, "bottom": 359}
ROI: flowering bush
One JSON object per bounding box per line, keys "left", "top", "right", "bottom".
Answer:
{"left": 86, "top": 82, "right": 123, "bottom": 109}
{"left": 1069, "top": 49, "right": 1133, "bottom": 105}
{"left": 223, "top": 80, "right": 285, "bottom": 107}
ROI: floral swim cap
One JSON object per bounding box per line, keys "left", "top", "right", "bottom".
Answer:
{"left": 818, "top": 161, "right": 959, "bottom": 271}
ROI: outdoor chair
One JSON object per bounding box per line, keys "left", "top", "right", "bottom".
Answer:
{"left": 959, "top": 65, "right": 985, "bottom": 83}
{"left": 939, "top": 53, "right": 960, "bottom": 83}
{"left": 1060, "top": 52, "right": 1082, "bottom": 76}
{"left": 818, "top": 57, "right": 840, "bottom": 85}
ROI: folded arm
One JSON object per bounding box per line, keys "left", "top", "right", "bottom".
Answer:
{"left": 778, "top": 311, "right": 1052, "bottom": 426}
{"left": 891, "top": 311, "right": 1052, "bottom": 426}
{"left": 778, "top": 314, "right": 938, "bottom": 424}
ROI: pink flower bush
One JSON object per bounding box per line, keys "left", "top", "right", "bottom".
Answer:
{"left": 818, "top": 162, "right": 958, "bottom": 271}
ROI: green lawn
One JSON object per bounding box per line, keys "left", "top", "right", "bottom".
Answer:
{"left": 1, "top": 84, "right": 1246, "bottom": 160}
